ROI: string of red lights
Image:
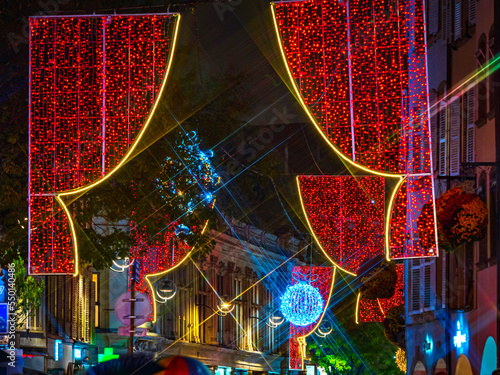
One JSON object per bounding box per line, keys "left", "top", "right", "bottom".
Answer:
{"left": 29, "top": 14, "right": 176, "bottom": 274}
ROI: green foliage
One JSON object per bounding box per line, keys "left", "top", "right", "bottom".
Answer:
{"left": 307, "top": 318, "right": 403, "bottom": 375}
{"left": 308, "top": 341, "right": 352, "bottom": 374}
{"left": 12, "top": 256, "right": 44, "bottom": 328}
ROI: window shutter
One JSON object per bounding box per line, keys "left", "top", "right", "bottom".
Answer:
{"left": 430, "top": 91, "right": 439, "bottom": 171}
{"left": 454, "top": 0, "right": 462, "bottom": 40}
{"left": 429, "top": 0, "right": 439, "bottom": 35}
{"left": 438, "top": 102, "right": 448, "bottom": 176}
{"left": 423, "top": 262, "right": 431, "bottom": 309}
{"left": 411, "top": 260, "right": 421, "bottom": 312}
{"left": 64, "top": 276, "right": 71, "bottom": 335}
{"left": 449, "top": 98, "right": 461, "bottom": 176}
{"left": 442, "top": 0, "right": 450, "bottom": 41}
{"left": 466, "top": 87, "right": 475, "bottom": 162}
{"left": 469, "top": 0, "right": 476, "bottom": 25}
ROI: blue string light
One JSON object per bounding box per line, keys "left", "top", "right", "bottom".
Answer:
{"left": 156, "top": 130, "right": 220, "bottom": 215}
{"left": 280, "top": 282, "right": 324, "bottom": 326}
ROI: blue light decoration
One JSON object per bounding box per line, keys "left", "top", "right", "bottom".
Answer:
{"left": 0, "top": 303, "right": 8, "bottom": 335}
{"left": 423, "top": 334, "right": 433, "bottom": 353}
{"left": 454, "top": 321, "right": 467, "bottom": 348}
{"left": 156, "top": 130, "right": 220, "bottom": 215}
{"left": 54, "top": 340, "right": 63, "bottom": 361}
{"left": 280, "top": 282, "right": 324, "bottom": 327}
{"left": 74, "top": 347, "right": 84, "bottom": 360}
{"left": 174, "top": 224, "right": 191, "bottom": 237}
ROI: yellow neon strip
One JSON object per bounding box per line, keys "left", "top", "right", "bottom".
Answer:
{"left": 54, "top": 15, "right": 181, "bottom": 277}
{"left": 145, "top": 246, "right": 194, "bottom": 323}
{"left": 377, "top": 298, "right": 385, "bottom": 316}
{"left": 272, "top": 5, "right": 409, "bottom": 268}
{"left": 271, "top": 5, "right": 400, "bottom": 180}
{"left": 354, "top": 295, "right": 386, "bottom": 325}
{"left": 145, "top": 219, "right": 209, "bottom": 322}
{"left": 355, "top": 292, "right": 361, "bottom": 324}
{"left": 296, "top": 177, "right": 356, "bottom": 276}
{"left": 296, "top": 266, "right": 337, "bottom": 369}
{"left": 384, "top": 176, "right": 406, "bottom": 261}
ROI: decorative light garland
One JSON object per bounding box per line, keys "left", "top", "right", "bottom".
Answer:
{"left": 298, "top": 175, "right": 385, "bottom": 274}
{"left": 28, "top": 14, "right": 177, "bottom": 274}
{"left": 273, "top": 0, "right": 438, "bottom": 260}
{"left": 395, "top": 348, "right": 407, "bottom": 372}
{"left": 156, "top": 130, "right": 220, "bottom": 215}
{"left": 281, "top": 282, "right": 324, "bottom": 327}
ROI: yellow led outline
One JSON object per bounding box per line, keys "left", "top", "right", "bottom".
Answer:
{"left": 145, "top": 220, "right": 209, "bottom": 323}
{"left": 272, "top": 5, "right": 433, "bottom": 265}
{"left": 48, "top": 15, "right": 181, "bottom": 277}
{"left": 296, "top": 177, "right": 356, "bottom": 276}
{"left": 354, "top": 293, "right": 388, "bottom": 325}
{"left": 293, "top": 267, "right": 336, "bottom": 370}
{"left": 355, "top": 292, "right": 361, "bottom": 324}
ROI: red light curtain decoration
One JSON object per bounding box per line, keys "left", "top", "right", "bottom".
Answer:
{"left": 297, "top": 175, "right": 385, "bottom": 275}
{"left": 29, "top": 14, "right": 179, "bottom": 275}
{"left": 288, "top": 266, "right": 335, "bottom": 371}
{"left": 128, "top": 210, "right": 200, "bottom": 323}
{"left": 357, "top": 263, "right": 404, "bottom": 323}
{"left": 272, "top": 0, "right": 438, "bottom": 259}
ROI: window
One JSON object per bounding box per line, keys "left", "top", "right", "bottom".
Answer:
{"left": 93, "top": 273, "right": 99, "bottom": 328}
{"left": 478, "top": 34, "right": 488, "bottom": 121}
{"left": 462, "top": 88, "right": 475, "bottom": 163}
{"left": 234, "top": 278, "right": 243, "bottom": 349}
{"left": 449, "top": 97, "right": 461, "bottom": 176}
{"left": 428, "top": 0, "right": 439, "bottom": 35}
{"left": 442, "top": 0, "right": 452, "bottom": 42}
{"left": 438, "top": 99, "right": 448, "bottom": 176}
{"left": 410, "top": 258, "right": 436, "bottom": 314}
{"left": 469, "top": 0, "right": 476, "bottom": 26}
{"left": 454, "top": 0, "right": 462, "bottom": 40}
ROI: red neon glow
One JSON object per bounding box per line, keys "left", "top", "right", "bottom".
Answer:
{"left": 298, "top": 175, "right": 385, "bottom": 274}
{"left": 29, "top": 14, "right": 177, "bottom": 274}
{"left": 288, "top": 266, "right": 334, "bottom": 370}
{"left": 358, "top": 263, "right": 404, "bottom": 323}
{"left": 274, "top": 0, "right": 437, "bottom": 259}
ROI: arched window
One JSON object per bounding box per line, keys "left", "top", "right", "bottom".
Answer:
{"left": 456, "top": 354, "right": 473, "bottom": 375}
{"left": 477, "top": 34, "right": 488, "bottom": 122}
{"left": 480, "top": 337, "right": 497, "bottom": 375}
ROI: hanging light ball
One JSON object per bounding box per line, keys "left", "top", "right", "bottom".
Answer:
{"left": 280, "top": 283, "right": 324, "bottom": 326}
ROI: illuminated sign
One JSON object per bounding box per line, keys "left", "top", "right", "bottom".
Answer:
{"left": 54, "top": 340, "right": 63, "bottom": 361}
{"left": 454, "top": 321, "right": 467, "bottom": 348}
{"left": 0, "top": 303, "right": 7, "bottom": 335}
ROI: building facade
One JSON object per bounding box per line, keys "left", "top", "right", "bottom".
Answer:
{"left": 93, "top": 222, "right": 305, "bottom": 375}
{"left": 406, "top": 0, "right": 497, "bottom": 374}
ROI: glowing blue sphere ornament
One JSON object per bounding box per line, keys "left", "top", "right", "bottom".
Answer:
{"left": 280, "top": 282, "right": 324, "bottom": 326}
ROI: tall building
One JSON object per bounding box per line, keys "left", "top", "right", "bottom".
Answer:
{"left": 405, "top": 0, "right": 497, "bottom": 373}
{"left": 93, "top": 222, "right": 305, "bottom": 375}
